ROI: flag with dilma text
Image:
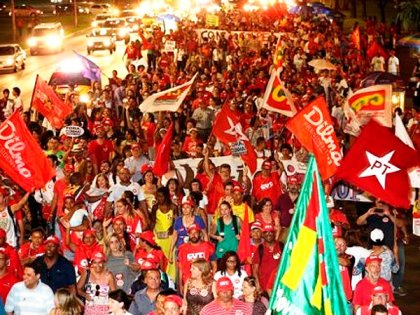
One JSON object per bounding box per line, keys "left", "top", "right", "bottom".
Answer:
{"left": 267, "top": 155, "right": 349, "bottom": 315}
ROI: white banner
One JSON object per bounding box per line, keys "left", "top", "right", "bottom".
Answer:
{"left": 195, "top": 29, "right": 277, "bottom": 44}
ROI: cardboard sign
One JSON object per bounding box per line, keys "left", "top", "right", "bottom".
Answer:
{"left": 164, "top": 40, "right": 176, "bottom": 52}
{"left": 64, "top": 126, "right": 84, "bottom": 137}
{"left": 231, "top": 141, "right": 247, "bottom": 156}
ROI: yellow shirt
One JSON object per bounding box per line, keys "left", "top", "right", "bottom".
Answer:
{"left": 231, "top": 202, "right": 255, "bottom": 223}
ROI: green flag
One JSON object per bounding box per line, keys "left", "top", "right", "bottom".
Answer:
{"left": 268, "top": 155, "right": 349, "bottom": 315}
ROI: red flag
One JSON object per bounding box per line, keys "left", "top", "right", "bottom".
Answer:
{"left": 261, "top": 68, "right": 297, "bottom": 117}
{"left": 31, "top": 75, "right": 72, "bottom": 129}
{"left": 153, "top": 123, "right": 174, "bottom": 176}
{"left": 212, "top": 103, "right": 257, "bottom": 173}
{"left": 206, "top": 172, "right": 225, "bottom": 215}
{"left": 0, "top": 112, "right": 55, "bottom": 191}
{"left": 286, "top": 97, "right": 342, "bottom": 180}
{"left": 367, "top": 41, "right": 388, "bottom": 60}
{"left": 335, "top": 120, "right": 420, "bottom": 208}
{"left": 237, "top": 204, "right": 252, "bottom": 275}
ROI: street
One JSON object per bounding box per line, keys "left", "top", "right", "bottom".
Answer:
{"left": 0, "top": 31, "right": 135, "bottom": 109}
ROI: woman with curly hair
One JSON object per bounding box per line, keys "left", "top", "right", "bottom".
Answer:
{"left": 214, "top": 251, "right": 248, "bottom": 298}
{"left": 183, "top": 258, "right": 214, "bottom": 315}
{"left": 240, "top": 276, "right": 267, "bottom": 315}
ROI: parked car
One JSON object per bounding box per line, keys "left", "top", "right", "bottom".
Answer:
{"left": 10, "top": 4, "right": 43, "bottom": 17}
{"left": 0, "top": 44, "right": 26, "bottom": 73}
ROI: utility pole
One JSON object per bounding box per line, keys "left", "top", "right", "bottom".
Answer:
{"left": 73, "top": 0, "right": 78, "bottom": 27}
{"left": 11, "top": 0, "right": 16, "bottom": 42}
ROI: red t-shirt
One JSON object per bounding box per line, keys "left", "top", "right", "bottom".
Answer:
{"left": 18, "top": 242, "right": 45, "bottom": 261}
{"left": 0, "top": 271, "right": 18, "bottom": 302}
{"left": 252, "top": 172, "right": 281, "bottom": 204}
{"left": 88, "top": 139, "right": 114, "bottom": 169}
{"left": 142, "top": 121, "right": 157, "bottom": 147}
{"left": 177, "top": 241, "right": 215, "bottom": 284}
{"left": 53, "top": 178, "right": 69, "bottom": 217}
{"left": 1, "top": 244, "right": 22, "bottom": 279}
{"left": 252, "top": 242, "right": 282, "bottom": 292}
{"left": 353, "top": 277, "right": 394, "bottom": 307}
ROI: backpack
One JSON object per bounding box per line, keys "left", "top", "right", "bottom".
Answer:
{"left": 217, "top": 215, "right": 239, "bottom": 236}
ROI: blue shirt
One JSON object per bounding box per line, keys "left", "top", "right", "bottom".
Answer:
{"left": 173, "top": 215, "right": 206, "bottom": 248}
{"left": 128, "top": 288, "right": 160, "bottom": 315}
{"left": 34, "top": 255, "right": 76, "bottom": 292}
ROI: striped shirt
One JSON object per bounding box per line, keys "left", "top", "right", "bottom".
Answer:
{"left": 200, "top": 298, "right": 252, "bottom": 315}
{"left": 5, "top": 281, "right": 55, "bottom": 315}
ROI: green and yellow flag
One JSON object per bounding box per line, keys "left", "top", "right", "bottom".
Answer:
{"left": 268, "top": 155, "right": 349, "bottom": 315}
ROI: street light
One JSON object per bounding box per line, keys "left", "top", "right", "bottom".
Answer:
{"left": 11, "top": 0, "right": 16, "bottom": 42}
{"left": 73, "top": 0, "right": 78, "bottom": 27}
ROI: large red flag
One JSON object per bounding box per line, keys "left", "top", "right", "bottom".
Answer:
{"left": 237, "top": 204, "right": 252, "bottom": 275}
{"left": 31, "top": 75, "right": 72, "bottom": 129}
{"left": 286, "top": 97, "right": 342, "bottom": 180}
{"left": 212, "top": 103, "right": 257, "bottom": 173}
{"left": 0, "top": 112, "right": 55, "bottom": 191}
{"left": 153, "top": 123, "right": 174, "bottom": 176}
{"left": 206, "top": 172, "right": 225, "bottom": 215}
{"left": 261, "top": 68, "right": 297, "bottom": 117}
{"left": 335, "top": 119, "right": 420, "bottom": 209}
{"left": 367, "top": 41, "right": 388, "bottom": 60}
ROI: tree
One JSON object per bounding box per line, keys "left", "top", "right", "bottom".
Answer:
{"left": 396, "top": 0, "right": 420, "bottom": 31}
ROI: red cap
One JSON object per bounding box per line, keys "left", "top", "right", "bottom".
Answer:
{"left": 131, "top": 143, "right": 140, "bottom": 150}
{"left": 0, "top": 229, "right": 6, "bottom": 239}
{"left": 182, "top": 196, "right": 195, "bottom": 207}
{"left": 0, "top": 247, "right": 9, "bottom": 258}
{"left": 262, "top": 159, "right": 272, "bottom": 169}
{"left": 83, "top": 229, "right": 96, "bottom": 238}
{"left": 112, "top": 215, "right": 126, "bottom": 225}
{"left": 140, "top": 164, "right": 153, "bottom": 175}
{"left": 216, "top": 277, "right": 234, "bottom": 292}
{"left": 164, "top": 295, "right": 183, "bottom": 307}
{"left": 44, "top": 235, "right": 60, "bottom": 246}
{"left": 0, "top": 187, "right": 8, "bottom": 197}
{"left": 250, "top": 221, "right": 263, "bottom": 231}
{"left": 372, "top": 286, "right": 387, "bottom": 295}
{"left": 233, "top": 185, "right": 243, "bottom": 193}
{"left": 140, "top": 259, "right": 159, "bottom": 270}
{"left": 365, "top": 256, "right": 382, "bottom": 265}
{"left": 92, "top": 251, "right": 106, "bottom": 262}
{"left": 64, "top": 164, "right": 74, "bottom": 173}
{"left": 139, "top": 230, "right": 157, "bottom": 246}
{"left": 287, "top": 176, "right": 299, "bottom": 185}
{"left": 187, "top": 224, "right": 201, "bottom": 233}
{"left": 263, "top": 224, "right": 275, "bottom": 233}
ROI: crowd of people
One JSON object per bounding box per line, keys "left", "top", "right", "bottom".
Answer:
{"left": 0, "top": 5, "right": 419, "bottom": 315}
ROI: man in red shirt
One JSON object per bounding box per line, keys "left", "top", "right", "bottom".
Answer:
{"left": 87, "top": 126, "right": 115, "bottom": 173}
{"left": 200, "top": 277, "right": 251, "bottom": 315}
{"left": 0, "top": 229, "right": 22, "bottom": 279}
{"left": 18, "top": 228, "right": 45, "bottom": 265}
{"left": 177, "top": 224, "right": 216, "bottom": 292}
{"left": 353, "top": 256, "right": 394, "bottom": 312}
{"left": 356, "top": 286, "right": 402, "bottom": 315}
{"left": 0, "top": 247, "right": 18, "bottom": 303}
{"left": 252, "top": 159, "right": 282, "bottom": 205}
{"left": 252, "top": 224, "right": 282, "bottom": 293}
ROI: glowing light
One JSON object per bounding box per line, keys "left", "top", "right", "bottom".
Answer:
{"left": 27, "top": 38, "right": 37, "bottom": 47}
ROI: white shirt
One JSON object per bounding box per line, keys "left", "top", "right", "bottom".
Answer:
{"left": 388, "top": 55, "right": 399, "bottom": 75}
{"left": 107, "top": 182, "right": 145, "bottom": 204}
{"left": 214, "top": 270, "right": 248, "bottom": 299}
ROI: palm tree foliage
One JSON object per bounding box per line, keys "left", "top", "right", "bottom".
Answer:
{"left": 396, "top": 0, "right": 420, "bottom": 31}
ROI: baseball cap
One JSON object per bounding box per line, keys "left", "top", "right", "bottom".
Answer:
{"left": 131, "top": 143, "right": 140, "bottom": 150}
{"left": 140, "top": 259, "right": 159, "bottom": 270}
{"left": 263, "top": 224, "right": 275, "bottom": 233}
{"left": 287, "top": 176, "right": 299, "bottom": 185}
{"left": 182, "top": 196, "right": 195, "bottom": 207}
{"left": 216, "top": 277, "right": 234, "bottom": 292}
{"left": 112, "top": 215, "right": 126, "bottom": 225}
{"left": 187, "top": 224, "right": 201, "bottom": 233}
{"left": 250, "top": 221, "right": 263, "bottom": 231}
{"left": 372, "top": 286, "right": 387, "bottom": 295}
{"left": 233, "top": 185, "right": 243, "bottom": 193}
{"left": 139, "top": 230, "right": 157, "bottom": 246}
{"left": 83, "top": 229, "right": 96, "bottom": 238}
{"left": 164, "top": 295, "right": 183, "bottom": 307}
{"left": 44, "top": 235, "right": 60, "bottom": 246}
{"left": 92, "top": 251, "right": 106, "bottom": 263}
{"left": 140, "top": 164, "right": 153, "bottom": 175}
{"left": 64, "top": 164, "right": 74, "bottom": 173}
{"left": 365, "top": 256, "right": 382, "bottom": 266}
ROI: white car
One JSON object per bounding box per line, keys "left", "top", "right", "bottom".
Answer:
{"left": 28, "top": 22, "right": 65, "bottom": 55}
{"left": 0, "top": 44, "right": 26, "bottom": 72}
{"left": 89, "top": 3, "right": 111, "bottom": 15}
{"left": 91, "top": 13, "right": 113, "bottom": 27}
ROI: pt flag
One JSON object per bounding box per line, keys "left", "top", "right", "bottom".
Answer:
{"left": 140, "top": 73, "right": 198, "bottom": 113}
{"left": 31, "top": 75, "right": 72, "bottom": 129}
{"left": 343, "top": 84, "right": 392, "bottom": 136}
{"left": 153, "top": 123, "right": 174, "bottom": 176}
{"left": 0, "top": 112, "right": 55, "bottom": 191}
{"left": 335, "top": 119, "right": 420, "bottom": 209}
{"left": 74, "top": 51, "right": 101, "bottom": 82}
{"left": 268, "top": 155, "right": 349, "bottom": 315}
{"left": 286, "top": 97, "right": 342, "bottom": 180}
{"left": 212, "top": 102, "right": 257, "bottom": 173}
{"left": 261, "top": 68, "right": 297, "bottom": 117}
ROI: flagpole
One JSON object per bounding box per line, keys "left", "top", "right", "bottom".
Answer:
{"left": 29, "top": 74, "right": 39, "bottom": 122}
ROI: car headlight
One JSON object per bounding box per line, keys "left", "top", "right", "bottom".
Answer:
{"left": 92, "top": 21, "right": 98, "bottom": 27}
{"left": 79, "top": 94, "right": 90, "bottom": 103}
{"left": 103, "top": 40, "right": 111, "bottom": 46}
{"left": 133, "top": 24, "right": 139, "bottom": 31}
{"left": 5, "top": 58, "right": 14, "bottom": 66}
{"left": 87, "top": 40, "right": 94, "bottom": 46}
{"left": 118, "top": 28, "right": 127, "bottom": 36}
{"left": 28, "top": 38, "right": 37, "bottom": 46}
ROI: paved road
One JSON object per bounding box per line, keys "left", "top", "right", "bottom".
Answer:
{"left": 0, "top": 31, "right": 139, "bottom": 108}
